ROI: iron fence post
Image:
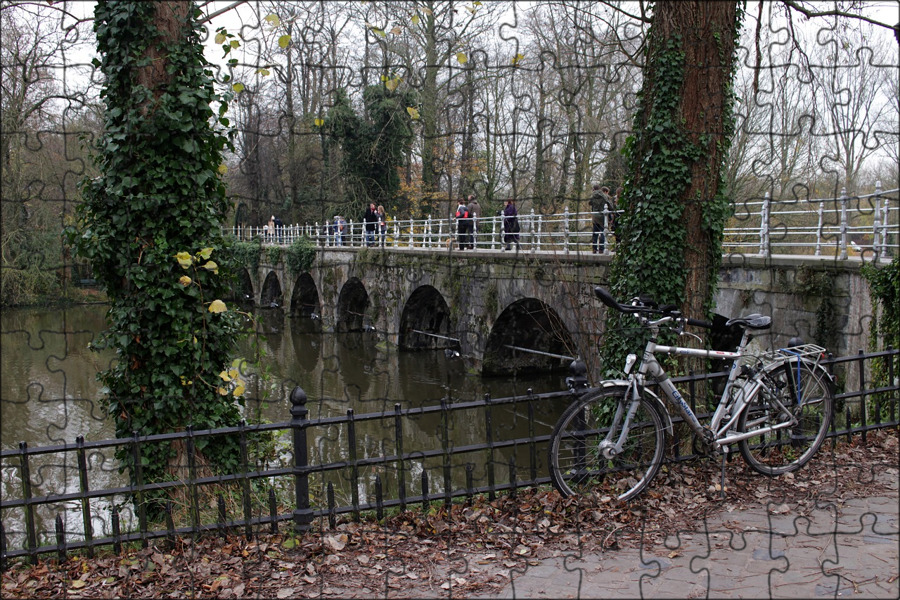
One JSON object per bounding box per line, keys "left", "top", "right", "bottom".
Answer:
{"left": 291, "top": 386, "right": 313, "bottom": 533}
{"left": 759, "top": 192, "right": 770, "bottom": 257}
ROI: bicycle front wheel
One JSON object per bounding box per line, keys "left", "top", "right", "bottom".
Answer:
{"left": 737, "top": 359, "right": 834, "bottom": 475}
{"left": 548, "top": 388, "right": 666, "bottom": 503}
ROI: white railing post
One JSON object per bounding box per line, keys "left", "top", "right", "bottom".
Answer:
{"left": 839, "top": 187, "right": 848, "bottom": 260}
{"left": 815, "top": 198, "right": 825, "bottom": 256}
{"left": 873, "top": 181, "right": 882, "bottom": 261}
{"left": 535, "top": 212, "right": 542, "bottom": 253}
{"left": 603, "top": 208, "right": 612, "bottom": 255}
{"left": 426, "top": 215, "right": 433, "bottom": 248}
{"left": 491, "top": 215, "right": 497, "bottom": 250}
{"left": 563, "top": 206, "right": 570, "bottom": 255}
{"left": 437, "top": 218, "right": 444, "bottom": 249}
{"left": 759, "top": 192, "right": 770, "bottom": 257}
{"left": 408, "top": 218, "right": 414, "bottom": 248}
{"left": 881, "top": 186, "right": 891, "bottom": 258}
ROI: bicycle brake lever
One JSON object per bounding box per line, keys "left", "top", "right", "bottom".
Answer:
{"left": 679, "top": 329, "right": 703, "bottom": 344}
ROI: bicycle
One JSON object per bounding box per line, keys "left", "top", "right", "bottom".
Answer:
{"left": 548, "top": 286, "right": 835, "bottom": 502}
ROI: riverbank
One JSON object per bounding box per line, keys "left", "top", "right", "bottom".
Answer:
{"left": 2, "top": 429, "right": 896, "bottom": 599}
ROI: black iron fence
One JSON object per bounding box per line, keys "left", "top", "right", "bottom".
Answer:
{"left": 2, "top": 348, "right": 897, "bottom": 567}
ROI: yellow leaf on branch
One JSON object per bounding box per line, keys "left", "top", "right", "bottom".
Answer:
{"left": 175, "top": 252, "right": 193, "bottom": 268}
{"left": 208, "top": 299, "right": 227, "bottom": 313}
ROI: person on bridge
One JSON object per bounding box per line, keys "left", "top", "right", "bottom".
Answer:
{"left": 455, "top": 197, "right": 471, "bottom": 250}
{"left": 503, "top": 198, "right": 520, "bottom": 251}
{"left": 334, "top": 215, "right": 345, "bottom": 246}
{"left": 267, "top": 215, "right": 275, "bottom": 243}
{"left": 466, "top": 194, "right": 481, "bottom": 250}
{"left": 590, "top": 184, "right": 613, "bottom": 254}
{"left": 377, "top": 205, "right": 388, "bottom": 246}
{"left": 364, "top": 203, "right": 378, "bottom": 247}
{"left": 274, "top": 215, "right": 284, "bottom": 244}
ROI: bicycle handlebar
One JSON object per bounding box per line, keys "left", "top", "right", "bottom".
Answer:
{"left": 594, "top": 286, "right": 713, "bottom": 329}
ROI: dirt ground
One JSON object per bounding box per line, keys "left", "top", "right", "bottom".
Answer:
{"left": 2, "top": 428, "right": 897, "bottom": 599}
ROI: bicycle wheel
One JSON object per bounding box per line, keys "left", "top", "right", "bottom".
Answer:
{"left": 737, "top": 359, "right": 834, "bottom": 475}
{"left": 548, "top": 388, "right": 666, "bottom": 502}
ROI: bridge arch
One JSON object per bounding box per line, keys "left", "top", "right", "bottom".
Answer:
{"left": 336, "top": 277, "right": 369, "bottom": 333}
{"left": 399, "top": 285, "right": 455, "bottom": 351}
{"left": 290, "top": 273, "right": 320, "bottom": 318}
{"left": 482, "top": 298, "right": 576, "bottom": 376}
{"left": 260, "top": 271, "right": 283, "bottom": 308}
{"left": 234, "top": 268, "right": 254, "bottom": 305}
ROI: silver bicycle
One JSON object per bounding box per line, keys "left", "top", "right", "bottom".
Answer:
{"left": 548, "top": 287, "right": 835, "bottom": 502}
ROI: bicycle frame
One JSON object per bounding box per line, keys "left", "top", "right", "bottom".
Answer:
{"left": 609, "top": 316, "right": 798, "bottom": 457}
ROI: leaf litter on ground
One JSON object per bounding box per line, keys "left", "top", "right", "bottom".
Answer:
{"left": 1, "top": 429, "right": 896, "bottom": 599}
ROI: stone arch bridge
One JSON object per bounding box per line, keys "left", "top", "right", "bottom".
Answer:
{"left": 233, "top": 247, "right": 876, "bottom": 376}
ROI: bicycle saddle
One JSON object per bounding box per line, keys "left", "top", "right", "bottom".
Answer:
{"left": 726, "top": 314, "right": 771, "bottom": 330}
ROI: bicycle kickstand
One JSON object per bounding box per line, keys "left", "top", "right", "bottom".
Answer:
{"left": 719, "top": 450, "right": 728, "bottom": 500}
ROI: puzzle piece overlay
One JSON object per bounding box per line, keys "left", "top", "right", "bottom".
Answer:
{"left": 1, "top": 1, "right": 898, "bottom": 598}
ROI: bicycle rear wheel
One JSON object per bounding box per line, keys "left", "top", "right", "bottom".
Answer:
{"left": 737, "top": 359, "right": 834, "bottom": 475}
{"left": 548, "top": 388, "right": 666, "bottom": 502}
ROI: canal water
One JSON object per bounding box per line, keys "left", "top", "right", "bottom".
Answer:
{"left": 1, "top": 303, "right": 572, "bottom": 547}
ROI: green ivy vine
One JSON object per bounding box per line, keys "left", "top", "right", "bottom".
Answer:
{"left": 285, "top": 236, "right": 317, "bottom": 277}
{"left": 66, "top": 1, "right": 245, "bottom": 508}
{"left": 601, "top": 7, "right": 742, "bottom": 377}
{"left": 861, "top": 257, "right": 899, "bottom": 418}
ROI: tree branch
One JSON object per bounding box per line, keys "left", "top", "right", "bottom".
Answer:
{"left": 781, "top": 0, "right": 900, "bottom": 43}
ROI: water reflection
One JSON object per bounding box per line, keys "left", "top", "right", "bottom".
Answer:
{"left": 2, "top": 304, "right": 573, "bottom": 551}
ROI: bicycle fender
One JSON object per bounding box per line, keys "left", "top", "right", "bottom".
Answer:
{"left": 584, "top": 381, "right": 675, "bottom": 436}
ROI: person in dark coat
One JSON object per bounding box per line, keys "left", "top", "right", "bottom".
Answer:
{"left": 363, "top": 202, "right": 378, "bottom": 247}
{"left": 502, "top": 198, "right": 519, "bottom": 251}
{"left": 455, "top": 198, "right": 470, "bottom": 250}
{"left": 466, "top": 194, "right": 481, "bottom": 249}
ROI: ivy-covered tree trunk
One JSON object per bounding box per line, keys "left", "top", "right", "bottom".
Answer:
{"left": 604, "top": 1, "right": 741, "bottom": 372}
{"left": 72, "top": 0, "right": 244, "bottom": 498}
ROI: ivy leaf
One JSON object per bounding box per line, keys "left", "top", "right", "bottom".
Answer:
{"left": 264, "top": 13, "right": 280, "bottom": 27}
{"left": 215, "top": 31, "right": 228, "bottom": 44}
{"left": 314, "top": 118, "right": 324, "bottom": 127}
{"left": 208, "top": 299, "right": 227, "bottom": 313}
{"left": 456, "top": 52, "right": 468, "bottom": 64}
{"left": 233, "top": 381, "right": 246, "bottom": 397}
{"left": 218, "top": 164, "right": 228, "bottom": 175}
{"left": 178, "top": 275, "right": 192, "bottom": 286}
{"left": 406, "top": 106, "right": 420, "bottom": 120}
{"left": 175, "top": 252, "right": 193, "bottom": 268}
{"left": 201, "top": 260, "right": 219, "bottom": 274}
{"left": 230, "top": 40, "right": 240, "bottom": 49}
{"left": 219, "top": 370, "right": 233, "bottom": 382}
{"left": 511, "top": 53, "right": 524, "bottom": 66}
{"left": 218, "top": 386, "right": 229, "bottom": 396}
{"left": 385, "top": 77, "right": 401, "bottom": 92}
{"left": 411, "top": 14, "right": 420, "bottom": 25}
{"left": 232, "top": 82, "right": 245, "bottom": 93}
{"left": 278, "top": 35, "right": 291, "bottom": 48}
{"left": 256, "top": 68, "right": 271, "bottom": 76}
{"left": 198, "top": 248, "right": 214, "bottom": 260}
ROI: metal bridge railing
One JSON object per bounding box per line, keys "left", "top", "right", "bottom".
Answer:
{"left": 226, "top": 185, "right": 897, "bottom": 260}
